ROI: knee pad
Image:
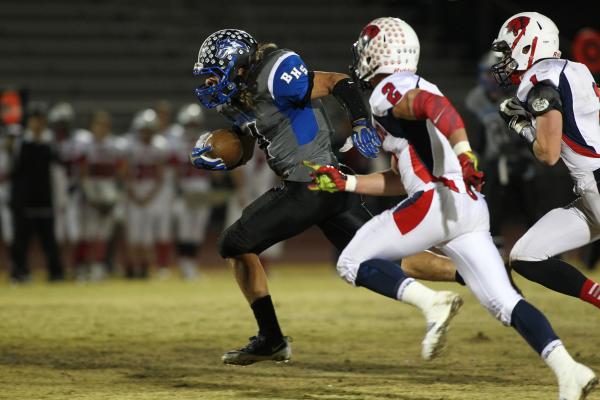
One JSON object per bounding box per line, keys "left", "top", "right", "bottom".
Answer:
{"left": 509, "top": 236, "right": 547, "bottom": 263}
{"left": 217, "top": 221, "right": 251, "bottom": 259}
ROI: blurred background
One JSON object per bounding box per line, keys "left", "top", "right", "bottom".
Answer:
{"left": 1, "top": 0, "right": 599, "bottom": 282}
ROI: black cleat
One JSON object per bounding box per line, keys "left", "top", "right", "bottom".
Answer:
{"left": 222, "top": 335, "right": 292, "bottom": 366}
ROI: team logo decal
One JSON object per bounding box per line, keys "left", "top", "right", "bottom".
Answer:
{"left": 531, "top": 97, "right": 549, "bottom": 112}
{"left": 215, "top": 39, "right": 247, "bottom": 60}
{"left": 506, "top": 16, "right": 530, "bottom": 37}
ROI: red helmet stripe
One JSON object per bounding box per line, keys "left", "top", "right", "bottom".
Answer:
{"left": 527, "top": 36, "right": 539, "bottom": 68}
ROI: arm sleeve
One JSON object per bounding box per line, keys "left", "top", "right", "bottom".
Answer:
{"left": 269, "top": 53, "right": 312, "bottom": 108}
{"left": 526, "top": 80, "right": 563, "bottom": 117}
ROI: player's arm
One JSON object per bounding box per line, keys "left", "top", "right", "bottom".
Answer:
{"left": 392, "top": 88, "right": 484, "bottom": 196}
{"left": 303, "top": 161, "right": 405, "bottom": 196}
{"left": 272, "top": 54, "right": 380, "bottom": 158}
{"left": 500, "top": 82, "right": 563, "bottom": 166}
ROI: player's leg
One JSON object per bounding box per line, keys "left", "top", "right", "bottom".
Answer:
{"left": 333, "top": 190, "right": 463, "bottom": 360}
{"left": 442, "top": 230, "right": 597, "bottom": 400}
{"left": 509, "top": 196, "right": 600, "bottom": 309}
{"left": 217, "top": 182, "right": 325, "bottom": 365}
{"left": 317, "top": 191, "right": 461, "bottom": 284}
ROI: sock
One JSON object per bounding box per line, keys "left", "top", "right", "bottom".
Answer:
{"left": 580, "top": 279, "right": 600, "bottom": 309}
{"left": 156, "top": 242, "right": 171, "bottom": 269}
{"left": 398, "top": 280, "right": 438, "bottom": 317}
{"left": 511, "top": 259, "right": 587, "bottom": 298}
{"left": 543, "top": 341, "right": 577, "bottom": 378}
{"left": 355, "top": 258, "right": 410, "bottom": 299}
{"left": 251, "top": 295, "right": 283, "bottom": 341}
{"left": 510, "top": 300, "right": 559, "bottom": 355}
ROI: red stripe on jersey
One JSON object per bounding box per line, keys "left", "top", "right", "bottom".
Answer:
{"left": 530, "top": 74, "right": 538, "bottom": 85}
{"left": 408, "top": 145, "right": 433, "bottom": 183}
{"left": 393, "top": 189, "right": 434, "bottom": 234}
{"left": 562, "top": 135, "right": 600, "bottom": 158}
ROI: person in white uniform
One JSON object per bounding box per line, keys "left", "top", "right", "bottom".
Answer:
{"left": 492, "top": 12, "right": 600, "bottom": 313}
{"left": 309, "top": 17, "right": 597, "bottom": 400}
{"left": 124, "top": 109, "right": 169, "bottom": 278}
{"left": 172, "top": 103, "right": 212, "bottom": 279}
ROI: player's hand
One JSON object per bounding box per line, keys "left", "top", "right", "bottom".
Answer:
{"left": 351, "top": 118, "right": 381, "bottom": 159}
{"left": 457, "top": 151, "right": 484, "bottom": 200}
{"left": 189, "top": 132, "right": 227, "bottom": 171}
{"left": 499, "top": 97, "right": 532, "bottom": 134}
{"left": 303, "top": 161, "right": 350, "bottom": 193}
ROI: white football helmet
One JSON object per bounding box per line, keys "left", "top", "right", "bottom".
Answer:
{"left": 131, "top": 108, "right": 158, "bottom": 132}
{"left": 177, "top": 103, "right": 205, "bottom": 127}
{"left": 351, "top": 17, "right": 420, "bottom": 85}
{"left": 48, "top": 102, "right": 75, "bottom": 124}
{"left": 491, "top": 12, "right": 560, "bottom": 85}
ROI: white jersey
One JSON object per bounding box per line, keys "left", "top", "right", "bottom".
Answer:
{"left": 517, "top": 59, "right": 600, "bottom": 191}
{"left": 126, "top": 135, "right": 167, "bottom": 199}
{"left": 173, "top": 134, "right": 211, "bottom": 193}
{"left": 370, "top": 72, "right": 466, "bottom": 193}
{"left": 83, "top": 134, "right": 126, "bottom": 181}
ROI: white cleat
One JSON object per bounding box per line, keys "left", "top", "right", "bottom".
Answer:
{"left": 421, "top": 291, "right": 463, "bottom": 361}
{"left": 558, "top": 362, "right": 598, "bottom": 400}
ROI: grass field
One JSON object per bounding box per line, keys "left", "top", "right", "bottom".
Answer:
{"left": 0, "top": 264, "right": 598, "bottom": 400}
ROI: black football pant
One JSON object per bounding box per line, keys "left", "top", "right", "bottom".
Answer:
{"left": 218, "top": 180, "right": 372, "bottom": 258}
{"left": 10, "top": 210, "right": 64, "bottom": 281}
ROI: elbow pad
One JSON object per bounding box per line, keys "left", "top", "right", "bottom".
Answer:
{"left": 412, "top": 90, "right": 465, "bottom": 137}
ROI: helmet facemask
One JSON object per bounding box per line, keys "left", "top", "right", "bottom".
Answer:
{"left": 490, "top": 40, "right": 519, "bottom": 87}
{"left": 349, "top": 39, "right": 375, "bottom": 90}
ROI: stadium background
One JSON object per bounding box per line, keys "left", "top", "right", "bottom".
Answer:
{"left": 2, "top": 0, "right": 599, "bottom": 272}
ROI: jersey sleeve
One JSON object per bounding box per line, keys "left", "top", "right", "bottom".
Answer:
{"left": 525, "top": 80, "right": 563, "bottom": 117}
{"left": 268, "top": 52, "right": 312, "bottom": 109}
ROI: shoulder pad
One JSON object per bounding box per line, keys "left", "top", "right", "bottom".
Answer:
{"left": 525, "top": 80, "right": 563, "bottom": 117}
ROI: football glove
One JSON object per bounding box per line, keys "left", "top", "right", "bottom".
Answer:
{"left": 457, "top": 151, "right": 484, "bottom": 200}
{"left": 499, "top": 97, "right": 536, "bottom": 144}
{"left": 303, "top": 161, "right": 356, "bottom": 193}
{"left": 189, "top": 132, "right": 227, "bottom": 171}
{"left": 351, "top": 118, "right": 381, "bottom": 159}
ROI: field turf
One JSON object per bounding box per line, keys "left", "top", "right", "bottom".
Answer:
{"left": 0, "top": 264, "right": 598, "bottom": 400}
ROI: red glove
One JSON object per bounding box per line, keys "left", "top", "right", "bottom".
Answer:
{"left": 457, "top": 151, "right": 484, "bottom": 200}
{"left": 303, "top": 161, "right": 355, "bottom": 193}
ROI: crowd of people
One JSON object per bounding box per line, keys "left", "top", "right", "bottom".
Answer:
{"left": 0, "top": 100, "right": 280, "bottom": 283}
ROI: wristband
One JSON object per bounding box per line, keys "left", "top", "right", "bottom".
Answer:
{"left": 345, "top": 175, "right": 358, "bottom": 192}
{"left": 452, "top": 141, "right": 472, "bottom": 156}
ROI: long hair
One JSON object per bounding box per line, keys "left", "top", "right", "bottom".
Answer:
{"left": 236, "top": 43, "right": 279, "bottom": 109}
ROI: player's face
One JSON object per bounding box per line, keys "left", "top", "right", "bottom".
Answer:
{"left": 91, "top": 115, "right": 111, "bottom": 140}
{"left": 204, "top": 75, "right": 220, "bottom": 87}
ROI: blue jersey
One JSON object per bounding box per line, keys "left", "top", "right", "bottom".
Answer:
{"left": 216, "top": 49, "right": 337, "bottom": 182}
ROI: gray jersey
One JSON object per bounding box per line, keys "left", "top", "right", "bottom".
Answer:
{"left": 217, "top": 49, "right": 337, "bottom": 182}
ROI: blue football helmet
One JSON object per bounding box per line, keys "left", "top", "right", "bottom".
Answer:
{"left": 193, "top": 29, "right": 258, "bottom": 109}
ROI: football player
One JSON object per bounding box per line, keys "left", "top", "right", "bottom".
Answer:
{"left": 190, "top": 29, "right": 464, "bottom": 365}
{"left": 48, "top": 102, "right": 88, "bottom": 278}
{"left": 308, "top": 17, "right": 596, "bottom": 400}
{"left": 493, "top": 12, "right": 600, "bottom": 311}
{"left": 79, "top": 110, "right": 126, "bottom": 281}
{"left": 172, "top": 103, "right": 212, "bottom": 280}
{"left": 124, "top": 109, "right": 169, "bottom": 278}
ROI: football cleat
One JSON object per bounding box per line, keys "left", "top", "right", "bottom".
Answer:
{"left": 558, "top": 362, "right": 598, "bottom": 400}
{"left": 421, "top": 291, "right": 463, "bottom": 360}
{"left": 222, "top": 335, "right": 292, "bottom": 366}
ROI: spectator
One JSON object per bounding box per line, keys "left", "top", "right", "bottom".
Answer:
{"left": 8, "top": 102, "right": 64, "bottom": 282}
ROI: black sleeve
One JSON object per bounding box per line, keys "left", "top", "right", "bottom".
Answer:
{"left": 331, "top": 77, "right": 370, "bottom": 122}
{"left": 526, "top": 80, "right": 563, "bottom": 117}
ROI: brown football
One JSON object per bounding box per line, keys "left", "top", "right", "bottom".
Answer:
{"left": 205, "top": 129, "right": 243, "bottom": 168}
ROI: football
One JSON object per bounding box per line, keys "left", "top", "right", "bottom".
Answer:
{"left": 205, "top": 129, "right": 243, "bottom": 168}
